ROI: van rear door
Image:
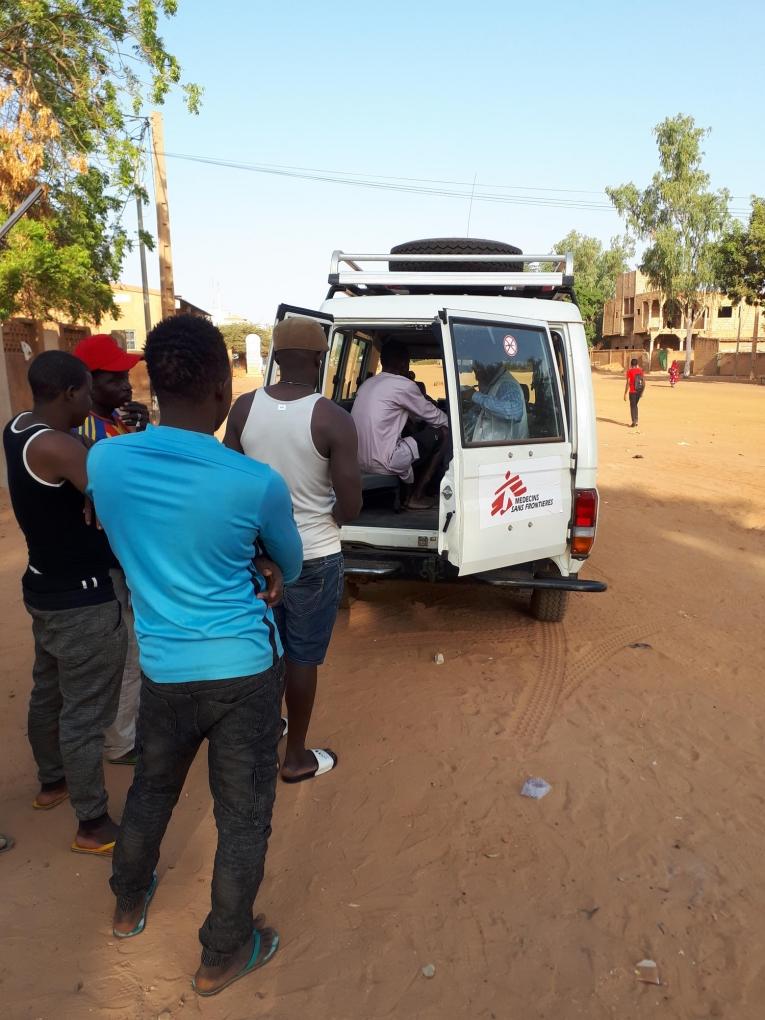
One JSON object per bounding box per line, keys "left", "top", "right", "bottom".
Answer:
{"left": 438, "top": 309, "right": 573, "bottom": 576}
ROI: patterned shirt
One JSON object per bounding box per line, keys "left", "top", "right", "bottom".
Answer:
{"left": 76, "top": 412, "right": 129, "bottom": 444}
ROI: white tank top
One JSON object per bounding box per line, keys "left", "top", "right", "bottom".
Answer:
{"left": 240, "top": 389, "right": 340, "bottom": 560}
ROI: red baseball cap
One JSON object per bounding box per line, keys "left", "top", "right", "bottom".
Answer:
{"left": 73, "top": 334, "right": 143, "bottom": 372}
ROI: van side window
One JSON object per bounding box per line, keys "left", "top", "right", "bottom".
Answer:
{"left": 323, "top": 330, "right": 344, "bottom": 399}
{"left": 550, "top": 328, "right": 570, "bottom": 428}
{"left": 339, "top": 335, "right": 371, "bottom": 401}
{"left": 451, "top": 321, "right": 564, "bottom": 446}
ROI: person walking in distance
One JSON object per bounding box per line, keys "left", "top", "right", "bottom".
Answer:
{"left": 669, "top": 360, "right": 680, "bottom": 388}
{"left": 87, "top": 316, "right": 303, "bottom": 996}
{"left": 73, "top": 333, "right": 149, "bottom": 766}
{"left": 2, "top": 351, "right": 127, "bottom": 855}
{"left": 624, "top": 357, "right": 646, "bottom": 427}
{"left": 225, "top": 317, "right": 362, "bottom": 783}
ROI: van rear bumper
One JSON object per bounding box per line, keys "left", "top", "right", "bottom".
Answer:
{"left": 342, "top": 549, "right": 607, "bottom": 591}
{"left": 475, "top": 570, "right": 607, "bottom": 593}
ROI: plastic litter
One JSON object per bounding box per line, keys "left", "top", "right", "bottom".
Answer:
{"left": 521, "top": 777, "right": 551, "bottom": 800}
{"left": 421, "top": 963, "right": 436, "bottom": 979}
{"left": 434, "top": 653, "right": 445, "bottom": 665}
{"left": 635, "top": 959, "right": 661, "bottom": 985}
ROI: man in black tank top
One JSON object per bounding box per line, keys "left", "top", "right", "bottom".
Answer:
{"left": 3, "top": 351, "right": 127, "bottom": 856}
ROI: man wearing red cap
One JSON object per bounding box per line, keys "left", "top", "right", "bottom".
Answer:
{"left": 73, "top": 333, "right": 149, "bottom": 765}
{"left": 72, "top": 334, "right": 149, "bottom": 441}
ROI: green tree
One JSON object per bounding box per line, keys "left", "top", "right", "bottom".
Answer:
{"left": 715, "top": 197, "right": 765, "bottom": 380}
{"left": 218, "top": 322, "right": 273, "bottom": 362}
{"left": 607, "top": 114, "right": 730, "bottom": 376}
{"left": 0, "top": 1, "right": 200, "bottom": 321}
{"left": 552, "top": 230, "right": 633, "bottom": 345}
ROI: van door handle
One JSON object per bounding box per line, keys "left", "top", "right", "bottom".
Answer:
{"left": 442, "top": 511, "right": 454, "bottom": 533}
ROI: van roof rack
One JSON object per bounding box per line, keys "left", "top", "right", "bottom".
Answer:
{"left": 326, "top": 251, "right": 575, "bottom": 300}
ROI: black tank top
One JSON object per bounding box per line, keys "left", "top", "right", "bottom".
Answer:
{"left": 3, "top": 414, "right": 115, "bottom": 609}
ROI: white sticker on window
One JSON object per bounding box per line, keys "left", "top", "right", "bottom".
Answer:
{"left": 479, "top": 460, "right": 562, "bottom": 528}
{"left": 503, "top": 334, "right": 518, "bottom": 357}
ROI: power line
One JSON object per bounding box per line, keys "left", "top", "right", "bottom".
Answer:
{"left": 160, "top": 150, "right": 752, "bottom": 217}
{"left": 162, "top": 151, "right": 621, "bottom": 211}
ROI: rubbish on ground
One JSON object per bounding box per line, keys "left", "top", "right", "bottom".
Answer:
{"left": 521, "top": 777, "right": 551, "bottom": 800}
{"left": 677, "top": 441, "right": 690, "bottom": 446}
{"left": 635, "top": 959, "right": 661, "bottom": 985}
{"left": 632, "top": 454, "right": 644, "bottom": 459}
{"left": 629, "top": 642, "right": 652, "bottom": 649}
{"left": 579, "top": 907, "right": 600, "bottom": 920}
{"left": 434, "top": 653, "right": 445, "bottom": 665}
{"left": 422, "top": 963, "right": 436, "bottom": 979}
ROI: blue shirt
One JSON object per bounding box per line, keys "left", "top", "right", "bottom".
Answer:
{"left": 86, "top": 425, "right": 303, "bottom": 683}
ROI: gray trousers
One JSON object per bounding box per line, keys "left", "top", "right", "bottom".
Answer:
{"left": 25, "top": 598, "right": 127, "bottom": 821}
{"left": 103, "top": 569, "right": 141, "bottom": 759}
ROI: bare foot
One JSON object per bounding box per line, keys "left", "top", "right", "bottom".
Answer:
{"left": 74, "top": 814, "right": 119, "bottom": 851}
{"left": 34, "top": 779, "right": 68, "bottom": 808}
{"left": 193, "top": 916, "right": 278, "bottom": 996}
{"left": 113, "top": 874, "right": 157, "bottom": 937}
{"left": 113, "top": 901, "right": 145, "bottom": 935}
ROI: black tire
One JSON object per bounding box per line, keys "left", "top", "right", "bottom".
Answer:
{"left": 389, "top": 237, "right": 523, "bottom": 274}
{"left": 529, "top": 588, "right": 569, "bottom": 623}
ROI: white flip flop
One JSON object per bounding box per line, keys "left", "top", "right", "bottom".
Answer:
{"left": 281, "top": 748, "right": 338, "bottom": 784}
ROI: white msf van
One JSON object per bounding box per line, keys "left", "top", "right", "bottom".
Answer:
{"left": 268, "top": 238, "right": 606, "bottom": 622}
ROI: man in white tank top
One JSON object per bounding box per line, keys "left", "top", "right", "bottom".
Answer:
{"left": 225, "top": 318, "right": 362, "bottom": 783}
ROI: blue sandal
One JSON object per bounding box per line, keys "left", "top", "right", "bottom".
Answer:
{"left": 113, "top": 873, "right": 158, "bottom": 939}
{"left": 193, "top": 925, "right": 280, "bottom": 997}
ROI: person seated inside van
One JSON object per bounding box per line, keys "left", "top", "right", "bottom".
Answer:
{"left": 352, "top": 341, "right": 448, "bottom": 510}
{"left": 465, "top": 361, "right": 529, "bottom": 443}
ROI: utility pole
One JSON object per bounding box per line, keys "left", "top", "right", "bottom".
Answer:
{"left": 135, "top": 192, "right": 152, "bottom": 338}
{"left": 0, "top": 186, "right": 43, "bottom": 245}
{"left": 150, "top": 111, "right": 175, "bottom": 320}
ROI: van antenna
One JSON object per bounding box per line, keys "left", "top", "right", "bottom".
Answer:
{"left": 466, "top": 173, "right": 478, "bottom": 237}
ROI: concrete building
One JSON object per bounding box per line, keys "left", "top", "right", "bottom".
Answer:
{"left": 95, "top": 283, "right": 211, "bottom": 352}
{"left": 602, "top": 270, "right": 764, "bottom": 364}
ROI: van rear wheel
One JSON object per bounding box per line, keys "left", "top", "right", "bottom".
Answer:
{"left": 529, "top": 588, "right": 569, "bottom": 623}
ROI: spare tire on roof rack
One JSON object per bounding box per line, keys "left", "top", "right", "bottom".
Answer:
{"left": 389, "top": 237, "right": 524, "bottom": 274}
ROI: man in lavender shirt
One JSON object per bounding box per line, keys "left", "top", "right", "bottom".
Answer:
{"left": 352, "top": 341, "right": 449, "bottom": 509}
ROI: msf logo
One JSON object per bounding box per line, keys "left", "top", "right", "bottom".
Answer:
{"left": 490, "top": 471, "right": 527, "bottom": 517}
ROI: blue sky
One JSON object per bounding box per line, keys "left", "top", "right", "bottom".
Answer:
{"left": 122, "top": 0, "right": 764, "bottom": 323}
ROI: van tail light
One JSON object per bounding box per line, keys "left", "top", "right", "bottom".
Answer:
{"left": 571, "top": 489, "right": 598, "bottom": 558}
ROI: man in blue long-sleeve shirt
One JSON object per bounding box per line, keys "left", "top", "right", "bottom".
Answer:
{"left": 468, "top": 362, "right": 529, "bottom": 443}
{"left": 87, "top": 315, "right": 303, "bottom": 997}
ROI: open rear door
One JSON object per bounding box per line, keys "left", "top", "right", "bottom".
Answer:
{"left": 269, "top": 304, "right": 335, "bottom": 387}
{"left": 438, "top": 309, "right": 573, "bottom": 576}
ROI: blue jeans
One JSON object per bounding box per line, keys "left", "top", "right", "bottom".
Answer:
{"left": 110, "top": 662, "right": 284, "bottom": 965}
{"left": 273, "top": 552, "right": 344, "bottom": 666}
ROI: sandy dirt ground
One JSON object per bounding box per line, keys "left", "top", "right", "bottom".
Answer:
{"left": 1, "top": 373, "right": 764, "bottom": 1020}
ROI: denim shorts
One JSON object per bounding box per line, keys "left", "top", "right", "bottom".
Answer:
{"left": 273, "top": 552, "right": 344, "bottom": 666}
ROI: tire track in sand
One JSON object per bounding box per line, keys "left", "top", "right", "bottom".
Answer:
{"left": 509, "top": 618, "right": 661, "bottom": 747}
{"left": 510, "top": 622, "right": 567, "bottom": 744}
{"left": 561, "top": 620, "right": 661, "bottom": 702}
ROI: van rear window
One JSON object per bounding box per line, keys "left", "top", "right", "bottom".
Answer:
{"left": 451, "top": 321, "right": 564, "bottom": 446}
